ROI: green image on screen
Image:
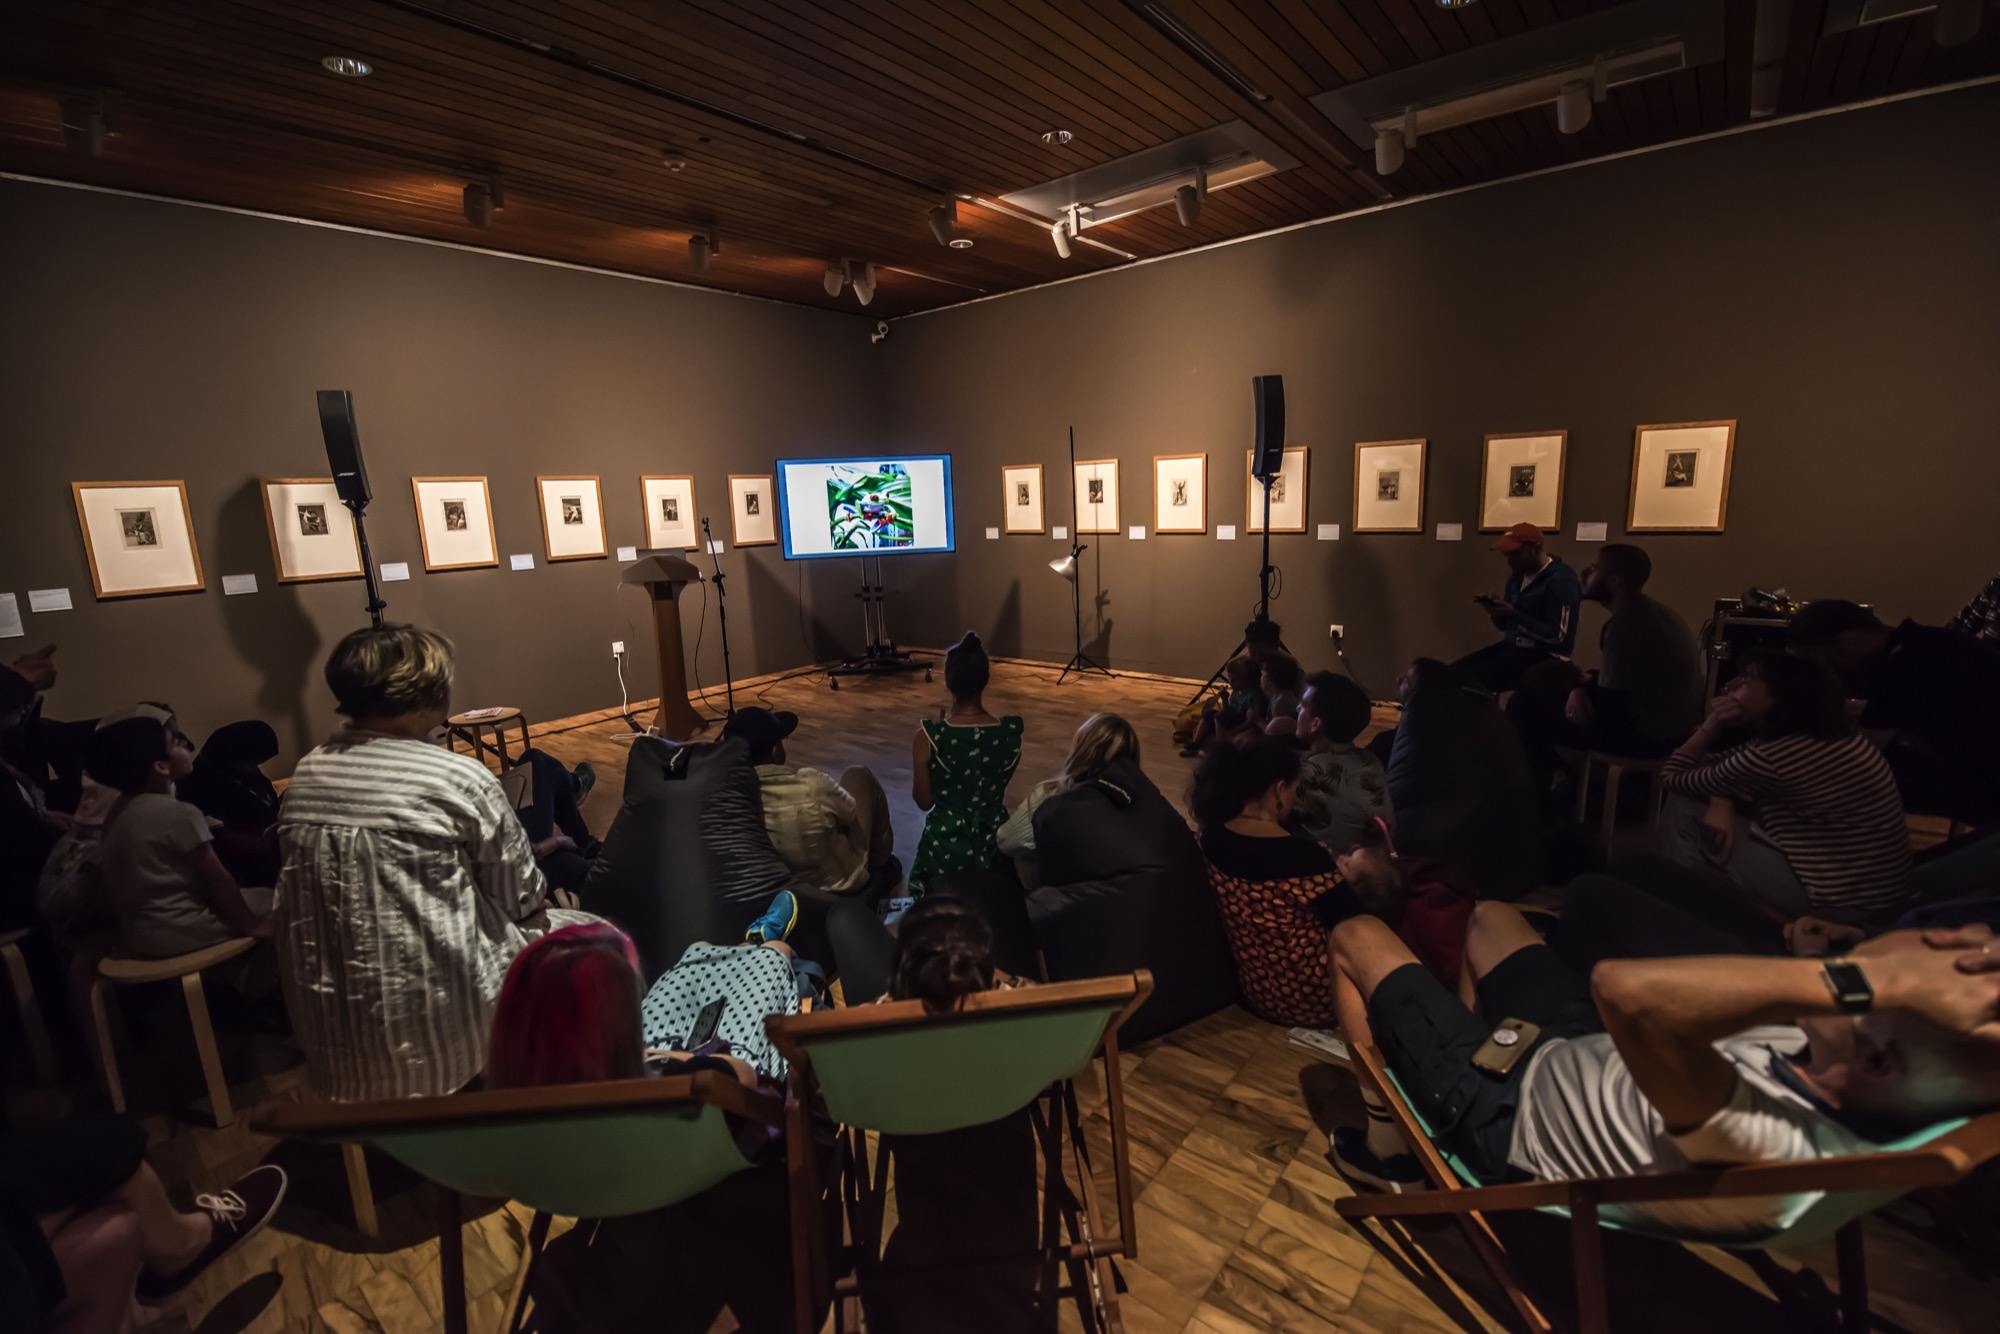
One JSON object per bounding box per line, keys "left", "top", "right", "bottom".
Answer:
{"left": 827, "top": 464, "right": 915, "bottom": 550}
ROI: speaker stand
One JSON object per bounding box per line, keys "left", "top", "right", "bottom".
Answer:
{"left": 828, "top": 555, "right": 930, "bottom": 688}
{"left": 343, "top": 499, "right": 387, "bottom": 629}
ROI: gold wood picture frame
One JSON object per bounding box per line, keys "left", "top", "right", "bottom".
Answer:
{"left": 1628, "top": 420, "right": 1737, "bottom": 533}
{"left": 728, "top": 473, "right": 777, "bottom": 547}
{"left": 1478, "top": 431, "right": 1567, "bottom": 533}
{"left": 260, "top": 477, "right": 363, "bottom": 584}
{"left": 410, "top": 475, "right": 500, "bottom": 572}
{"left": 1352, "top": 439, "right": 1427, "bottom": 534}
{"left": 535, "top": 474, "right": 608, "bottom": 562}
{"left": 639, "top": 474, "right": 700, "bottom": 551}
{"left": 1153, "top": 453, "right": 1209, "bottom": 534}
{"left": 70, "top": 480, "right": 206, "bottom": 599}
{"left": 1244, "top": 447, "right": 1309, "bottom": 534}
{"left": 1002, "top": 463, "right": 1045, "bottom": 534}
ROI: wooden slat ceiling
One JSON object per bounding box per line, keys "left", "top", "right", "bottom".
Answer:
{"left": 2, "top": 1, "right": 1995, "bottom": 316}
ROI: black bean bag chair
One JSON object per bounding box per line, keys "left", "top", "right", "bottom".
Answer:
{"left": 1385, "top": 666, "right": 1544, "bottom": 900}
{"left": 579, "top": 734, "right": 833, "bottom": 982}
{"left": 1026, "top": 757, "right": 1237, "bottom": 1044}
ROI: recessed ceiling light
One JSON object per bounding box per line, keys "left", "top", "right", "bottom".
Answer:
{"left": 662, "top": 150, "right": 689, "bottom": 172}
{"left": 320, "top": 55, "right": 372, "bottom": 77}
{"left": 948, "top": 237, "right": 974, "bottom": 249}
{"left": 1434, "top": 0, "right": 1479, "bottom": 8}
{"left": 1041, "top": 129, "right": 1073, "bottom": 145}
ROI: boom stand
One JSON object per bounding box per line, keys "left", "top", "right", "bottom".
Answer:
{"left": 342, "top": 498, "right": 387, "bottom": 629}
{"left": 700, "top": 517, "right": 737, "bottom": 720}
{"left": 829, "top": 555, "right": 929, "bottom": 688}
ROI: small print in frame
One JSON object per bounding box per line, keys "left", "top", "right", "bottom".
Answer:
{"left": 1016, "top": 482, "right": 1031, "bottom": 507}
{"left": 1509, "top": 464, "right": 1536, "bottom": 498}
{"left": 662, "top": 496, "right": 680, "bottom": 524}
{"left": 120, "top": 509, "right": 159, "bottom": 548}
{"left": 1628, "top": 421, "right": 1735, "bottom": 532}
{"left": 1153, "top": 453, "right": 1208, "bottom": 534}
{"left": 443, "top": 499, "right": 469, "bottom": 531}
{"left": 297, "top": 503, "right": 329, "bottom": 536}
{"left": 1002, "top": 463, "right": 1045, "bottom": 534}
{"left": 1377, "top": 472, "right": 1400, "bottom": 502}
{"left": 1664, "top": 452, "right": 1697, "bottom": 488}
{"left": 1270, "top": 475, "right": 1287, "bottom": 503}
{"left": 73, "top": 480, "right": 206, "bottom": 598}
{"left": 745, "top": 492, "right": 761, "bottom": 516}
{"left": 1480, "top": 431, "right": 1566, "bottom": 532}
{"left": 1087, "top": 478, "right": 1104, "bottom": 504}
{"left": 561, "top": 496, "right": 584, "bottom": 525}
{"left": 1352, "top": 439, "right": 1425, "bottom": 534}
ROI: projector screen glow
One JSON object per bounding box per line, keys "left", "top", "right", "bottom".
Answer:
{"left": 775, "top": 455, "right": 955, "bottom": 560}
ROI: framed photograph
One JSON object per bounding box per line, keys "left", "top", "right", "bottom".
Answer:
{"left": 411, "top": 476, "right": 498, "bottom": 571}
{"left": 70, "top": 480, "right": 204, "bottom": 599}
{"left": 1001, "top": 463, "right": 1045, "bottom": 535}
{"left": 1353, "top": 439, "right": 1427, "bottom": 533}
{"left": 1479, "top": 431, "right": 1567, "bottom": 532}
{"left": 1244, "top": 447, "right": 1309, "bottom": 533}
{"left": 1153, "top": 453, "right": 1208, "bottom": 534}
{"left": 261, "top": 478, "right": 363, "bottom": 583}
{"left": 640, "top": 474, "right": 700, "bottom": 551}
{"left": 536, "top": 475, "right": 607, "bottom": 561}
{"left": 1629, "top": 420, "right": 1736, "bottom": 532}
{"left": 729, "top": 473, "right": 776, "bottom": 547}
{"left": 1072, "top": 459, "right": 1120, "bottom": 535}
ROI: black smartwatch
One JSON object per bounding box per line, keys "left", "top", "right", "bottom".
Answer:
{"left": 1821, "top": 958, "right": 1874, "bottom": 1014}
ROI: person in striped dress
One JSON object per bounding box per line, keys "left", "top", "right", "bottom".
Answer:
{"left": 1659, "top": 652, "right": 1910, "bottom": 925}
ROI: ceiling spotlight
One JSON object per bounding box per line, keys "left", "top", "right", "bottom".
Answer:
{"left": 1174, "top": 164, "right": 1207, "bottom": 228}
{"left": 1373, "top": 127, "right": 1405, "bottom": 175}
{"left": 927, "top": 200, "right": 958, "bottom": 247}
{"left": 1049, "top": 216, "right": 1073, "bottom": 259}
{"left": 1040, "top": 129, "right": 1074, "bottom": 145}
{"left": 1434, "top": 0, "right": 1479, "bottom": 8}
{"left": 1555, "top": 80, "right": 1592, "bottom": 135}
{"left": 689, "top": 233, "right": 714, "bottom": 275}
{"left": 1935, "top": 0, "right": 1982, "bottom": 46}
{"left": 59, "top": 96, "right": 106, "bottom": 157}
{"left": 662, "top": 150, "right": 689, "bottom": 172}
{"left": 823, "top": 261, "right": 848, "bottom": 298}
{"left": 948, "top": 236, "right": 974, "bottom": 250}
{"left": 462, "top": 182, "right": 493, "bottom": 228}
{"left": 853, "top": 263, "right": 877, "bottom": 306}
{"left": 320, "top": 55, "right": 373, "bottom": 77}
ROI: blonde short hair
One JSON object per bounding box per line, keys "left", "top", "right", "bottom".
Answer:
{"left": 325, "top": 624, "right": 455, "bottom": 718}
{"left": 1058, "top": 712, "right": 1140, "bottom": 790}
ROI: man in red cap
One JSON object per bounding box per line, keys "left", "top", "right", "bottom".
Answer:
{"left": 1452, "top": 522, "right": 1581, "bottom": 694}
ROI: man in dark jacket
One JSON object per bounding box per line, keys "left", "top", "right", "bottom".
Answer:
{"left": 1452, "top": 523, "right": 1582, "bottom": 695}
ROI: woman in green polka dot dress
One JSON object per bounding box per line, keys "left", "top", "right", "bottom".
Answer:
{"left": 910, "top": 632, "right": 1024, "bottom": 892}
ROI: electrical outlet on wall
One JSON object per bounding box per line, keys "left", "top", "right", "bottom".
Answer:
{"left": 1328, "top": 624, "right": 1344, "bottom": 640}
{"left": 611, "top": 641, "right": 625, "bottom": 657}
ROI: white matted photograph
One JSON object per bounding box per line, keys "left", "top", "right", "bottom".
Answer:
{"left": 640, "top": 474, "right": 700, "bottom": 551}
{"left": 1353, "top": 439, "right": 1427, "bottom": 533}
{"left": 261, "top": 478, "right": 362, "bottom": 583}
{"left": 1001, "top": 463, "right": 1045, "bottom": 534}
{"left": 1628, "top": 420, "right": 1736, "bottom": 532}
{"left": 71, "top": 480, "right": 205, "bottom": 599}
{"left": 1479, "top": 431, "right": 1567, "bottom": 532}
{"left": 536, "top": 474, "right": 607, "bottom": 561}
{"left": 411, "top": 475, "right": 499, "bottom": 571}
{"left": 1244, "top": 446, "right": 1309, "bottom": 533}
{"left": 1153, "top": 453, "right": 1208, "bottom": 534}
{"left": 729, "top": 473, "right": 777, "bottom": 547}
{"left": 1072, "top": 459, "right": 1120, "bottom": 534}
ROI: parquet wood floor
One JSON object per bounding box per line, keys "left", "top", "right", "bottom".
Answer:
{"left": 7, "top": 658, "right": 1989, "bottom": 1333}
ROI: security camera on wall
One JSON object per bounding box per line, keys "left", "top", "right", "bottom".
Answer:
{"left": 870, "top": 320, "right": 889, "bottom": 345}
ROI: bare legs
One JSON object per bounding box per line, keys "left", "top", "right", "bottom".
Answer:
{"left": 1330, "top": 902, "right": 1553, "bottom": 1041}
{"left": 38, "top": 1163, "right": 212, "bottom": 1334}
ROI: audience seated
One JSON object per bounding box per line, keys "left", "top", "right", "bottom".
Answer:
{"left": 1451, "top": 523, "right": 1581, "bottom": 695}
{"left": 995, "top": 712, "right": 1138, "bottom": 889}
{"left": 275, "top": 624, "right": 594, "bottom": 1101}
{"left": 1259, "top": 653, "right": 1304, "bottom": 737}
{"left": 1327, "top": 900, "right": 2000, "bottom": 1227}
{"left": 910, "top": 632, "right": 1022, "bottom": 891}
{"left": 507, "top": 747, "right": 600, "bottom": 895}
{"left": 182, "top": 720, "right": 282, "bottom": 889}
{"left": 1181, "top": 653, "right": 1264, "bottom": 756}
{"left": 1318, "top": 819, "right": 1475, "bottom": 989}
{"left": 88, "top": 708, "right": 274, "bottom": 963}
{"left": 1, "top": 644, "right": 92, "bottom": 816}
{"left": 1380, "top": 659, "right": 1544, "bottom": 900}
{"left": 1947, "top": 570, "right": 2000, "bottom": 643}
{"left": 0, "top": 1116, "right": 285, "bottom": 1332}
{"left": 725, "top": 706, "right": 894, "bottom": 895}
{"left": 1192, "top": 734, "right": 1342, "bottom": 1027}
{"left": 1289, "top": 671, "right": 1391, "bottom": 851}
{"left": 1509, "top": 543, "right": 1703, "bottom": 789}
{"left": 1790, "top": 598, "right": 2000, "bottom": 822}
{"left": 1, "top": 667, "right": 65, "bottom": 931}
{"left": 1660, "top": 652, "right": 1910, "bottom": 925}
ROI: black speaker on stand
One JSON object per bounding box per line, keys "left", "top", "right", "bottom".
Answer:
{"left": 1185, "top": 376, "right": 1291, "bottom": 709}
{"left": 316, "top": 389, "right": 388, "bottom": 629}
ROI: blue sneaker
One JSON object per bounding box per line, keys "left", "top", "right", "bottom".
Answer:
{"left": 745, "top": 890, "right": 799, "bottom": 944}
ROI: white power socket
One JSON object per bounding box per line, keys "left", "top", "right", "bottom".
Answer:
{"left": 611, "top": 641, "right": 626, "bottom": 657}
{"left": 1328, "top": 624, "right": 1344, "bottom": 640}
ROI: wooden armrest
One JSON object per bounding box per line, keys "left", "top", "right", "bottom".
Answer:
{"left": 98, "top": 936, "right": 256, "bottom": 982}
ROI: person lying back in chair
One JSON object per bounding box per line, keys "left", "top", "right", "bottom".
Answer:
{"left": 1326, "top": 902, "right": 2000, "bottom": 1238}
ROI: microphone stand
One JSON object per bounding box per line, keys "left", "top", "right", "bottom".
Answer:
{"left": 343, "top": 498, "right": 387, "bottom": 629}
{"left": 700, "top": 517, "right": 737, "bottom": 720}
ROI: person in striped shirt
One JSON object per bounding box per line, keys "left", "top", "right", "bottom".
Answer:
{"left": 274, "top": 624, "right": 595, "bottom": 1102}
{"left": 1659, "top": 652, "right": 1910, "bottom": 925}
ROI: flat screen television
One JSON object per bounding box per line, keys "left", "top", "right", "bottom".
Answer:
{"left": 774, "top": 454, "right": 956, "bottom": 560}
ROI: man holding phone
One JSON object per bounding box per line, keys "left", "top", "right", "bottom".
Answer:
{"left": 1450, "top": 523, "right": 1581, "bottom": 695}
{"left": 1326, "top": 902, "right": 2000, "bottom": 1236}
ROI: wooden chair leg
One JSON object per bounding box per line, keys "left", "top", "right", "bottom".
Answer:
{"left": 89, "top": 978, "right": 126, "bottom": 1113}
{"left": 1, "top": 941, "right": 56, "bottom": 1085}
{"left": 438, "top": 1185, "right": 468, "bottom": 1334}
{"left": 1835, "top": 1220, "right": 1870, "bottom": 1331}
{"left": 342, "top": 1142, "right": 380, "bottom": 1238}
{"left": 1569, "top": 1189, "right": 1609, "bottom": 1334}
{"left": 180, "top": 971, "right": 234, "bottom": 1128}
{"left": 785, "top": 1088, "right": 821, "bottom": 1334}
{"left": 1099, "top": 1032, "right": 1137, "bottom": 1259}
{"left": 501, "top": 1209, "right": 552, "bottom": 1334}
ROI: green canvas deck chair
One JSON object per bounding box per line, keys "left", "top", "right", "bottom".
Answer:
{"left": 255, "top": 1072, "right": 782, "bottom": 1334}
{"left": 1336, "top": 1041, "right": 2000, "bottom": 1334}
{"left": 766, "top": 970, "right": 1153, "bottom": 1334}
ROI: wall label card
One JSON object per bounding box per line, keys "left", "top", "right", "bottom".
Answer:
{"left": 616, "top": 545, "right": 638, "bottom": 562}
{"left": 28, "top": 588, "right": 73, "bottom": 613}
{"left": 1317, "top": 523, "right": 1341, "bottom": 541}
{"left": 985, "top": 527, "right": 1000, "bottom": 540}
{"left": 1216, "top": 524, "right": 1237, "bottom": 541}
{"left": 222, "top": 573, "right": 259, "bottom": 596}
{"left": 1053, "top": 526, "right": 1068, "bottom": 541}
{"left": 1575, "top": 521, "right": 1609, "bottom": 542}
{"left": 509, "top": 553, "right": 535, "bottom": 571}
{"left": 708, "top": 539, "right": 725, "bottom": 555}
{"left": 1436, "top": 523, "right": 1464, "bottom": 541}
{"left": 380, "top": 562, "right": 411, "bottom": 582}
{"left": 0, "top": 593, "right": 21, "bottom": 639}
{"left": 1128, "top": 525, "right": 1147, "bottom": 540}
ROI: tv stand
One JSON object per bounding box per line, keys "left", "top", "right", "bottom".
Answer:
{"left": 828, "top": 555, "right": 931, "bottom": 689}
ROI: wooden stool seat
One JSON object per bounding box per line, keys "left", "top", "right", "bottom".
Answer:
{"left": 446, "top": 707, "right": 530, "bottom": 769}
{"left": 90, "top": 936, "right": 258, "bottom": 1127}
{"left": 1, "top": 927, "right": 57, "bottom": 1085}
{"left": 1574, "top": 750, "right": 1670, "bottom": 850}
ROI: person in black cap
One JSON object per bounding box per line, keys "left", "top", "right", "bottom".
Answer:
{"left": 1452, "top": 522, "right": 1581, "bottom": 695}
{"left": 725, "top": 706, "right": 894, "bottom": 894}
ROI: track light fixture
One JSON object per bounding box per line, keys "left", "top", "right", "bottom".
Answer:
{"left": 1049, "top": 206, "right": 1079, "bottom": 260}
{"left": 853, "top": 263, "right": 877, "bottom": 306}
{"left": 463, "top": 183, "right": 493, "bottom": 228}
{"left": 1174, "top": 164, "right": 1207, "bottom": 228}
{"left": 1374, "top": 109, "right": 1417, "bottom": 175}
{"left": 688, "top": 233, "right": 715, "bottom": 275}
{"left": 59, "top": 95, "right": 110, "bottom": 158}
{"left": 927, "top": 200, "right": 958, "bottom": 247}
{"left": 1936, "top": 0, "right": 1983, "bottom": 45}
{"left": 1555, "top": 80, "right": 1592, "bottom": 135}
{"left": 823, "top": 260, "right": 848, "bottom": 298}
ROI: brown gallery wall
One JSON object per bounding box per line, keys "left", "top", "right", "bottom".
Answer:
{"left": 880, "top": 83, "right": 2000, "bottom": 694}
{"left": 0, "top": 182, "right": 889, "bottom": 770}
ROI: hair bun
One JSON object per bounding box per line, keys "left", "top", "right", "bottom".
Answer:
{"left": 957, "top": 631, "right": 982, "bottom": 650}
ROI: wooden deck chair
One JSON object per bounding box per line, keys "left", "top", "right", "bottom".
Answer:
{"left": 256, "top": 1072, "right": 782, "bottom": 1334}
{"left": 766, "top": 971, "right": 1153, "bottom": 1334}
{"left": 1336, "top": 1041, "right": 2000, "bottom": 1334}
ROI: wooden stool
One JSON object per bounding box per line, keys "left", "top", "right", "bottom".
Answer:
{"left": 1574, "top": 751, "right": 1668, "bottom": 850}
{"left": 0, "top": 928, "right": 57, "bottom": 1085}
{"left": 446, "top": 707, "right": 530, "bottom": 769}
{"left": 89, "top": 937, "right": 255, "bottom": 1127}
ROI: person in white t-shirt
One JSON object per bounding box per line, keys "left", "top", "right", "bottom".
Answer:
{"left": 1325, "top": 900, "right": 2000, "bottom": 1238}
